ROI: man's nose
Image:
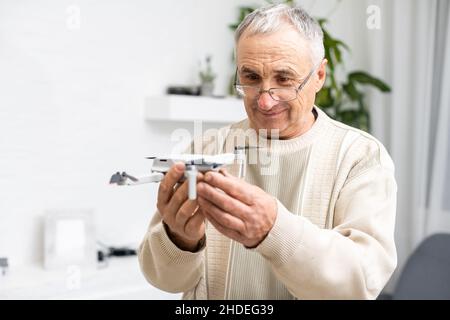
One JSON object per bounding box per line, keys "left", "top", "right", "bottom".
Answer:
{"left": 257, "top": 91, "right": 278, "bottom": 111}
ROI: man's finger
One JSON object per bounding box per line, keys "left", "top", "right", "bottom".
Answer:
{"left": 173, "top": 182, "right": 182, "bottom": 193}
{"left": 175, "top": 199, "right": 198, "bottom": 227}
{"left": 166, "top": 180, "right": 189, "bottom": 217}
{"left": 197, "top": 182, "right": 249, "bottom": 221}
{"left": 202, "top": 203, "right": 244, "bottom": 243}
{"left": 198, "top": 196, "right": 246, "bottom": 234}
{"left": 197, "top": 172, "right": 205, "bottom": 180}
{"left": 173, "top": 171, "right": 203, "bottom": 193}
{"left": 218, "top": 168, "right": 233, "bottom": 177}
{"left": 184, "top": 208, "right": 206, "bottom": 235}
{"left": 203, "top": 171, "right": 254, "bottom": 205}
{"left": 157, "top": 162, "right": 185, "bottom": 205}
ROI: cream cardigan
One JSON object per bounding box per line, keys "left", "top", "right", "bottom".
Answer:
{"left": 138, "top": 106, "right": 397, "bottom": 299}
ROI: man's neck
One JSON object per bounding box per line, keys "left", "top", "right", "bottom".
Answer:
{"left": 278, "top": 108, "right": 317, "bottom": 140}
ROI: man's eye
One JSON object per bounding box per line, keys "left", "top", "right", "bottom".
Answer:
{"left": 245, "top": 74, "right": 260, "bottom": 81}
{"left": 278, "top": 77, "right": 292, "bottom": 83}
{"left": 277, "top": 77, "right": 295, "bottom": 86}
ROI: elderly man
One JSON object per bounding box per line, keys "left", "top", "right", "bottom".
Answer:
{"left": 138, "top": 4, "right": 397, "bottom": 299}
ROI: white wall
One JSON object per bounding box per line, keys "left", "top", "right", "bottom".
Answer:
{"left": 0, "top": 0, "right": 369, "bottom": 272}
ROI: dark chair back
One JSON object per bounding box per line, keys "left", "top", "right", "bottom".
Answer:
{"left": 393, "top": 233, "right": 450, "bottom": 299}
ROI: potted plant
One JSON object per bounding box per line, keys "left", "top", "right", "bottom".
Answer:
{"left": 199, "top": 55, "right": 217, "bottom": 96}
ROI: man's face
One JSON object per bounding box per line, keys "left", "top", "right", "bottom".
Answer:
{"left": 236, "top": 24, "right": 326, "bottom": 139}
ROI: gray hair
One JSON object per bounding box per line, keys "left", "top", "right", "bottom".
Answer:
{"left": 235, "top": 4, "right": 324, "bottom": 66}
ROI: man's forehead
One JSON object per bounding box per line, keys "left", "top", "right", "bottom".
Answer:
{"left": 236, "top": 31, "right": 312, "bottom": 74}
{"left": 237, "top": 42, "right": 307, "bottom": 61}
{"left": 237, "top": 25, "right": 310, "bottom": 51}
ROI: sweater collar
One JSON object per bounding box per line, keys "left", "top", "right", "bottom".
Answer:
{"left": 232, "top": 106, "right": 329, "bottom": 153}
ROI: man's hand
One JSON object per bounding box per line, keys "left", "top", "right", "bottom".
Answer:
{"left": 157, "top": 163, "right": 206, "bottom": 252}
{"left": 197, "top": 169, "right": 277, "bottom": 248}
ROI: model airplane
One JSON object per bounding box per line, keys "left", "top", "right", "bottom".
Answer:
{"left": 110, "top": 152, "right": 241, "bottom": 200}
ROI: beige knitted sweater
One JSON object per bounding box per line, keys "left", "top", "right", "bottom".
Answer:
{"left": 138, "top": 106, "right": 397, "bottom": 300}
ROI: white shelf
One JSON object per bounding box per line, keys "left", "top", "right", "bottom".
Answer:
{"left": 144, "top": 95, "right": 247, "bottom": 124}
{"left": 0, "top": 257, "right": 181, "bottom": 300}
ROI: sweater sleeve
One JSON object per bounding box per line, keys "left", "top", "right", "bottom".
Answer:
{"left": 253, "top": 161, "right": 398, "bottom": 299}
{"left": 137, "top": 210, "right": 206, "bottom": 293}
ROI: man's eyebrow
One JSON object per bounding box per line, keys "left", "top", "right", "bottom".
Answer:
{"left": 272, "top": 68, "right": 300, "bottom": 77}
{"left": 240, "top": 66, "right": 259, "bottom": 74}
{"left": 239, "top": 66, "right": 300, "bottom": 77}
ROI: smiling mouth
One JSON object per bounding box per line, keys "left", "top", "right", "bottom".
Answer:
{"left": 259, "top": 109, "right": 287, "bottom": 117}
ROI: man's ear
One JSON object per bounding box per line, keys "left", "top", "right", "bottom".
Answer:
{"left": 314, "top": 59, "right": 327, "bottom": 93}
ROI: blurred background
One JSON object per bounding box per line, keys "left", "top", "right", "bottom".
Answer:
{"left": 0, "top": 0, "right": 449, "bottom": 299}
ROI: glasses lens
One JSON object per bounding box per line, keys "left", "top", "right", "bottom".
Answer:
{"left": 235, "top": 85, "right": 259, "bottom": 97}
{"left": 269, "top": 88, "right": 297, "bottom": 101}
{"left": 235, "top": 85, "right": 245, "bottom": 97}
{"left": 235, "top": 85, "right": 297, "bottom": 102}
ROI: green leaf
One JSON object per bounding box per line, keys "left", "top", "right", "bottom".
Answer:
{"left": 317, "top": 18, "right": 328, "bottom": 27}
{"left": 343, "top": 82, "right": 361, "bottom": 101}
{"left": 338, "top": 110, "right": 360, "bottom": 128}
{"left": 348, "top": 71, "right": 391, "bottom": 92}
{"left": 357, "top": 108, "right": 370, "bottom": 132}
{"left": 316, "top": 87, "right": 334, "bottom": 108}
{"left": 334, "top": 40, "right": 350, "bottom": 52}
{"left": 229, "top": 6, "right": 256, "bottom": 31}
{"left": 335, "top": 99, "right": 370, "bottom": 132}
{"left": 229, "top": 23, "right": 239, "bottom": 31}
{"left": 323, "top": 37, "right": 335, "bottom": 71}
{"left": 239, "top": 7, "right": 255, "bottom": 21}
{"left": 333, "top": 45, "right": 342, "bottom": 63}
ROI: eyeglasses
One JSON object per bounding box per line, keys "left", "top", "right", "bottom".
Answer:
{"left": 233, "top": 65, "right": 318, "bottom": 102}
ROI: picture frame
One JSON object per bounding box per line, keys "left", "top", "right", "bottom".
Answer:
{"left": 44, "top": 209, "right": 96, "bottom": 270}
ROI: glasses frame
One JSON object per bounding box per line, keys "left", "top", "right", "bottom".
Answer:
{"left": 233, "top": 64, "right": 319, "bottom": 102}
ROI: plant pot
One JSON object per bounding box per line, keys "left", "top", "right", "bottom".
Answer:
{"left": 200, "top": 82, "right": 215, "bottom": 96}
